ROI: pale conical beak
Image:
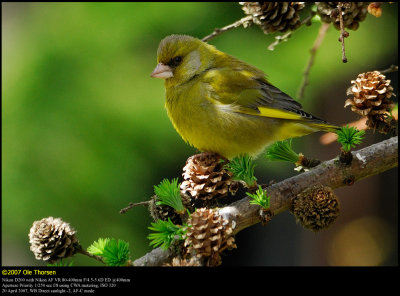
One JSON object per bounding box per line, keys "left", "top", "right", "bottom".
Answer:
{"left": 150, "top": 63, "right": 173, "bottom": 79}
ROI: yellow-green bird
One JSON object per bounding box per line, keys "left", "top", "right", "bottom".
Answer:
{"left": 151, "top": 34, "right": 338, "bottom": 159}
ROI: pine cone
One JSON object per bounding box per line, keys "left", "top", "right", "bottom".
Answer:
{"left": 240, "top": 2, "right": 306, "bottom": 34}
{"left": 28, "top": 217, "right": 80, "bottom": 263}
{"left": 180, "top": 152, "right": 239, "bottom": 203}
{"left": 148, "top": 195, "right": 183, "bottom": 225}
{"left": 368, "top": 2, "right": 382, "bottom": 18}
{"left": 164, "top": 257, "right": 202, "bottom": 266}
{"left": 184, "top": 208, "right": 236, "bottom": 266}
{"left": 316, "top": 2, "right": 368, "bottom": 30}
{"left": 291, "top": 185, "right": 340, "bottom": 232}
{"left": 345, "top": 71, "right": 395, "bottom": 117}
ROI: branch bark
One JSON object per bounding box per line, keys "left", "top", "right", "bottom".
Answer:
{"left": 133, "top": 136, "right": 398, "bottom": 266}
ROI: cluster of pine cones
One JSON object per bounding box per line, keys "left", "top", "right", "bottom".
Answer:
{"left": 240, "top": 2, "right": 378, "bottom": 34}
{"left": 150, "top": 152, "right": 240, "bottom": 266}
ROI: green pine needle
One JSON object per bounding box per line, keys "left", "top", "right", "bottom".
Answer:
{"left": 101, "top": 239, "right": 130, "bottom": 267}
{"left": 87, "top": 238, "right": 110, "bottom": 256}
{"left": 247, "top": 185, "right": 271, "bottom": 210}
{"left": 265, "top": 139, "right": 299, "bottom": 163}
{"left": 47, "top": 260, "right": 74, "bottom": 267}
{"left": 87, "top": 238, "right": 130, "bottom": 266}
{"left": 154, "top": 178, "right": 185, "bottom": 214}
{"left": 336, "top": 125, "right": 365, "bottom": 152}
{"left": 225, "top": 154, "right": 257, "bottom": 187}
{"left": 148, "top": 218, "right": 186, "bottom": 250}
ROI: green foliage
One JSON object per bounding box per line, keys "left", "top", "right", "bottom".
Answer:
{"left": 87, "top": 238, "right": 110, "bottom": 256}
{"left": 247, "top": 185, "right": 271, "bottom": 210}
{"left": 87, "top": 238, "right": 130, "bottom": 266}
{"left": 102, "top": 239, "right": 130, "bottom": 266}
{"left": 47, "top": 260, "right": 74, "bottom": 267}
{"left": 148, "top": 218, "right": 187, "bottom": 250}
{"left": 154, "top": 178, "right": 185, "bottom": 214}
{"left": 225, "top": 154, "right": 257, "bottom": 187}
{"left": 336, "top": 125, "right": 366, "bottom": 152}
{"left": 265, "top": 139, "right": 299, "bottom": 163}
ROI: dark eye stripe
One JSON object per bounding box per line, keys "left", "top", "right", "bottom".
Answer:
{"left": 168, "top": 56, "right": 182, "bottom": 67}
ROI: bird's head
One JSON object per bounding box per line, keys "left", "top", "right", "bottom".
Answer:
{"left": 150, "top": 34, "right": 217, "bottom": 87}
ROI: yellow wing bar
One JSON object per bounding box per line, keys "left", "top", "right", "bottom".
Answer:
{"left": 257, "top": 106, "right": 304, "bottom": 120}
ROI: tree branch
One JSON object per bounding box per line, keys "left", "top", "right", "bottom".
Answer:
{"left": 133, "top": 136, "right": 398, "bottom": 266}
{"left": 220, "top": 136, "right": 398, "bottom": 233}
{"left": 132, "top": 246, "right": 174, "bottom": 266}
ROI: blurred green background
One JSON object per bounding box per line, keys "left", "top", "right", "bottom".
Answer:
{"left": 2, "top": 2, "right": 398, "bottom": 266}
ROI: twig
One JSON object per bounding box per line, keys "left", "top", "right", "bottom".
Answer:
{"left": 380, "top": 64, "right": 399, "bottom": 74}
{"left": 202, "top": 15, "right": 253, "bottom": 43}
{"left": 338, "top": 3, "right": 349, "bottom": 63}
{"left": 120, "top": 201, "right": 150, "bottom": 214}
{"left": 267, "top": 11, "right": 316, "bottom": 51}
{"left": 133, "top": 136, "right": 398, "bottom": 265}
{"left": 267, "top": 31, "right": 292, "bottom": 51}
{"left": 297, "top": 22, "right": 330, "bottom": 99}
{"left": 76, "top": 247, "right": 106, "bottom": 265}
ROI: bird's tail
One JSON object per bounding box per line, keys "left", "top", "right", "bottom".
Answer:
{"left": 307, "top": 121, "right": 340, "bottom": 133}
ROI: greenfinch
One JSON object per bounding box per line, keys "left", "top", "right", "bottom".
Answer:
{"left": 151, "top": 34, "right": 338, "bottom": 159}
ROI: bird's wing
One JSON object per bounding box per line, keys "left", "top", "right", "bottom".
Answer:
{"left": 202, "top": 67, "right": 329, "bottom": 124}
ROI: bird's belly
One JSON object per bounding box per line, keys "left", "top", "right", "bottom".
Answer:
{"left": 167, "top": 100, "right": 280, "bottom": 159}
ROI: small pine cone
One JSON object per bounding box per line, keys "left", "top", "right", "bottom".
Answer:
{"left": 180, "top": 152, "right": 237, "bottom": 202}
{"left": 240, "top": 2, "right": 306, "bottom": 34}
{"left": 291, "top": 185, "right": 340, "bottom": 232}
{"left": 180, "top": 191, "right": 195, "bottom": 212}
{"left": 344, "top": 71, "right": 396, "bottom": 117}
{"left": 316, "top": 2, "right": 368, "bottom": 30}
{"left": 148, "top": 195, "right": 182, "bottom": 225}
{"left": 28, "top": 217, "right": 80, "bottom": 263}
{"left": 164, "top": 257, "right": 202, "bottom": 267}
{"left": 365, "top": 114, "right": 398, "bottom": 135}
{"left": 368, "top": 2, "right": 382, "bottom": 18}
{"left": 184, "top": 208, "right": 236, "bottom": 266}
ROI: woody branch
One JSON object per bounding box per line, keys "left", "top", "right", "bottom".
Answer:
{"left": 133, "top": 136, "right": 398, "bottom": 266}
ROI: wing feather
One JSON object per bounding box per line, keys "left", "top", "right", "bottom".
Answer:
{"left": 202, "top": 67, "right": 331, "bottom": 125}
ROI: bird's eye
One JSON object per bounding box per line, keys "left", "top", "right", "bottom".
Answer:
{"left": 169, "top": 56, "right": 182, "bottom": 67}
{"left": 173, "top": 56, "right": 182, "bottom": 64}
